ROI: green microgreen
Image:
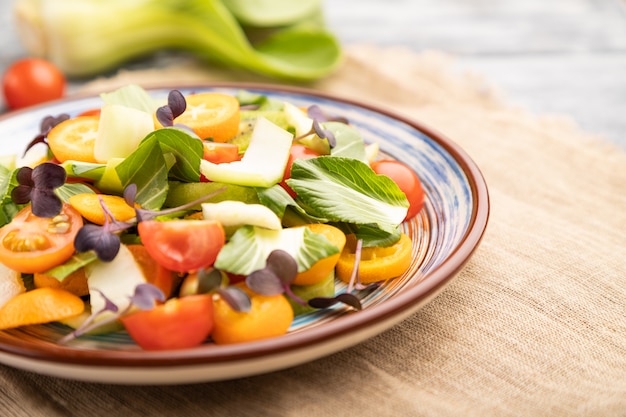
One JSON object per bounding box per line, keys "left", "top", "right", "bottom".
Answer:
{"left": 11, "top": 163, "right": 66, "bottom": 218}
{"left": 58, "top": 283, "right": 165, "bottom": 345}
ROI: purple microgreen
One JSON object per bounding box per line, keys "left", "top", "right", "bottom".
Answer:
{"left": 130, "top": 185, "right": 227, "bottom": 223}
{"left": 293, "top": 119, "right": 337, "bottom": 148}
{"left": 346, "top": 238, "right": 363, "bottom": 293}
{"left": 156, "top": 105, "right": 174, "bottom": 127}
{"left": 307, "top": 104, "right": 349, "bottom": 124}
{"left": 156, "top": 90, "right": 187, "bottom": 127}
{"left": 216, "top": 286, "right": 251, "bottom": 313}
{"left": 246, "top": 268, "right": 284, "bottom": 295}
{"left": 129, "top": 283, "right": 166, "bottom": 310}
{"left": 123, "top": 183, "right": 138, "bottom": 208}
{"left": 74, "top": 224, "right": 122, "bottom": 262}
{"left": 308, "top": 293, "right": 363, "bottom": 311}
{"left": 265, "top": 250, "right": 298, "bottom": 285}
{"left": 167, "top": 90, "right": 187, "bottom": 117}
{"left": 11, "top": 163, "right": 66, "bottom": 217}
{"left": 58, "top": 289, "right": 120, "bottom": 344}
{"left": 312, "top": 120, "right": 336, "bottom": 148}
{"left": 22, "top": 114, "right": 70, "bottom": 155}
{"left": 246, "top": 250, "right": 298, "bottom": 296}
{"left": 74, "top": 195, "right": 134, "bottom": 261}
{"left": 239, "top": 104, "right": 260, "bottom": 110}
{"left": 197, "top": 268, "right": 224, "bottom": 294}
{"left": 59, "top": 285, "right": 165, "bottom": 345}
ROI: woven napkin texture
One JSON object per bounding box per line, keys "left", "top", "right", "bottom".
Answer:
{"left": 1, "top": 44, "right": 625, "bottom": 417}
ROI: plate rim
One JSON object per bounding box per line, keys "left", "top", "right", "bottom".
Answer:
{"left": 0, "top": 82, "right": 490, "bottom": 370}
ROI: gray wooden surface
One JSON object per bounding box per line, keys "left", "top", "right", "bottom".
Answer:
{"left": 1, "top": 0, "right": 625, "bottom": 149}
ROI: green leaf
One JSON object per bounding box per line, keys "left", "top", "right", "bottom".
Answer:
{"left": 326, "top": 122, "right": 368, "bottom": 162}
{"left": 62, "top": 161, "right": 107, "bottom": 181}
{"left": 100, "top": 84, "right": 160, "bottom": 113}
{"left": 287, "top": 156, "right": 408, "bottom": 244}
{"left": 215, "top": 225, "right": 339, "bottom": 276}
{"left": 0, "top": 166, "right": 21, "bottom": 226}
{"left": 55, "top": 182, "right": 96, "bottom": 203}
{"left": 256, "top": 184, "right": 327, "bottom": 225}
{"left": 41, "top": 252, "right": 99, "bottom": 281}
{"left": 223, "top": 0, "right": 322, "bottom": 27}
{"left": 144, "top": 128, "right": 203, "bottom": 182}
{"left": 115, "top": 138, "right": 170, "bottom": 210}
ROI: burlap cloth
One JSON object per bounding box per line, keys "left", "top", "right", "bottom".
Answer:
{"left": 1, "top": 45, "right": 624, "bottom": 417}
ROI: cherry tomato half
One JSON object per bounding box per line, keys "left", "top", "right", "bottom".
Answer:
{"left": 370, "top": 160, "right": 425, "bottom": 221}
{"left": 2, "top": 58, "right": 66, "bottom": 110}
{"left": 121, "top": 295, "right": 214, "bottom": 350}
{"left": 279, "top": 144, "right": 320, "bottom": 197}
{"left": 137, "top": 219, "right": 225, "bottom": 273}
{"left": 0, "top": 204, "right": 83, "bottom": 273}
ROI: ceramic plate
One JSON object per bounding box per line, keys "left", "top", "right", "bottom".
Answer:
{"left": 0, "top": 83, "right": 489, "bottom": 384}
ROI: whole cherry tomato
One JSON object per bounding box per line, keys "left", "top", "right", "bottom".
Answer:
{"left": 2, "top": 58, "right": 66, "bottom": 110}
{"left": 370, "top": 160, "right": 425, "bottom": 221}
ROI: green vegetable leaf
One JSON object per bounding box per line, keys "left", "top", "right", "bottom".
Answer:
{"left": 41, "top": 252, "right": 99, "bottom": 281}
{"left": 100, "top": 84, "right": 160, "bottom": 113}
{"left": 62, "top": 161, "right": 106, "bottom": 181}
{"left": 215, "top": 225, "right": 339, "bottom": 276}
{"left": 115, "top": 139, "right": 171, "bottom": 210}
{"left": 15, "top": 0, "right": 341, "bottom": 81}
{"left": 223, "top": 0, "right": 322, "bottom": 27}
{"left": 287, "top": 156, "right": 408, "bottom": 244}
{"left": 0, "top": 166, "right": 22, "bottom": 226}
{"left": 256, "top": 184, "right": 327, "bottom": 226}
{"left": 143, "top": 128, "right": 203, "bottom": 182}
{"left": 326, "top": 122, "right": 368, "bottom": 162}
{"left": 55, "top": 182, "right": 96, "bottom": 202}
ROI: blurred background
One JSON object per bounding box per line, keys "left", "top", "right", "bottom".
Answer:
{"left": 1, "top": 0, "right": 625, "bottom": 149}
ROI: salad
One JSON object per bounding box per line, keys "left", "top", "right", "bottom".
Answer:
{"left": 0, "top": 85, "right": 425, "bottom": 350}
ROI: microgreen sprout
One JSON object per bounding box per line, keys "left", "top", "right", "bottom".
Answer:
{"left": 294, "top": 120, "right": 337, "bottom": 148}
{"left": 246, "top": 250, "right": 307, "bottom": 305}
{"left": 308, "top": 238, "right": 379, "bottom": 311}
{"left": 74, "top": 183, "right": 226, "bottom": 262}
{"left": 22, "top": 114, "right": 70, "bottom": 155}
{"left": 293, "top": 105, "right": 350, "bottom": 148}
{"left": 58, "top": 283, "right": 165, "bottom": 345}
{"left": 156, "top": 90, "right": 187, "bottom": 127}
{"left": 183, "top": 267, "right": 252, "bottom": 313}
{"left": 307, "top": 104, "right": 349, "bottom": 125}
{"left": 244, "top": 249, "right": 372, "bottom": 312}
{"left": 11, "top": 163, "right": 66, "bottom": 217}
{"left": 74, "top": 195, "right": 132, "bottom": 261}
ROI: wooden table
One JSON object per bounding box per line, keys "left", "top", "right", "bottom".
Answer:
{"left": 1, "top": 0, "right": 625, "bottom": 149}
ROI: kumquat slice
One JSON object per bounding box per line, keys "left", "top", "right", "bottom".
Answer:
{"left": 173, "top": 92, "right": 240, "bottom": 142}
{"left": 0, "top": 287, "right": 85, "bottom": 330}
{"left": 46, "top": 115, "right": 100, "bottom": 163}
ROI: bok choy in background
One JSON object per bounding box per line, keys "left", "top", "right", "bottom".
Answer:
{"left": 12, "top": 0, "right": 342, "bottom": 81}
